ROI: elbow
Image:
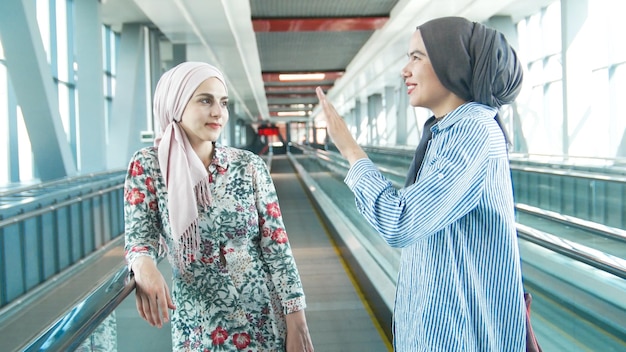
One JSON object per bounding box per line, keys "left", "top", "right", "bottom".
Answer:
{"left": 378, "top": 228, "right": 408, "bottom": 248}
{"left": 387, "top": 239, "right": 408, "bottom": 249}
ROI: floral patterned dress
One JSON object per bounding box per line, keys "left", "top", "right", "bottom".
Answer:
{"left": 124, "top": 145, "right": 306, "bottom": 351}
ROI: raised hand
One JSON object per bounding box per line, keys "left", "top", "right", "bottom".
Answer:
{"left": 315, "top": 87, "right": 367, "bottom": 165}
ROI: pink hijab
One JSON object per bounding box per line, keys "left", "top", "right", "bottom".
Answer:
{"left": 153, "top": 62, "right": 227, "bottom": 272}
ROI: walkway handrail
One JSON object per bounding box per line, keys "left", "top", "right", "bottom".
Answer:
{"left": 0, "top": 169, "right": 126, "bottom": 198}
{"left": 0, "top": 184, "right": 124, "bottom": 229}
{"left": 20, "top": 263, "right": 135, "bottom": 352}
{"left": 297, "top": 144, "right": 626, "bottom": 280}
{"left": 14, "top": 149, "right": 626, "bottom": 351}
{"left": 517, "top": 223, "right": 626, "bottom": 280}
{"left": 303, "top": 144, "right": 626, "bottom": 182}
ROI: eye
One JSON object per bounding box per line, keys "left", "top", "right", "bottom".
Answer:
{"left": 221, "top": 100, "right": 229, "bottom": 107}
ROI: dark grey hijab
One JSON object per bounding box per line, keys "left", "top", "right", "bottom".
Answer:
{"left": 405, "top": 17, "right": 522, "bottom": 186}
{"left": 418, "top": 16, "right": 523, "bottom": 109}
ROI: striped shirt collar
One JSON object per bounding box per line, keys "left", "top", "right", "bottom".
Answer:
{"left": 432, "top": 102, "right": 498, "bottom": 133}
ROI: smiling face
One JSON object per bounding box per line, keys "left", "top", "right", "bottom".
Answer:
{"left": 179, "top": 77, "right": 229, "bottom": 146}
{"left": 401, "top": 29, "right": 456, "bottom": 115}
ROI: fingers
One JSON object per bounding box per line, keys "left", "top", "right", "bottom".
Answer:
{"left": 136, "top": 285, "right": 173, "bottom": 328}
{"left": 315, "top": 87, "right": 337, "bottom": 118}
{"left": 315, "top": 86, "right": 325, "bottom": 101}
{"left": 166, "top": 284, "right": 177, "bottom": 310}
{"left": 135, "top": 292, "right": 147, "bottom": 321}
{"left": 158, "top": 285, "right": 176, "bottom": 324}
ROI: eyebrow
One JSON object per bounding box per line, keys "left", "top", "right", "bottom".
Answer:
{"left": 407, "top": 49, "right": 427, "bottom": 57}
{"left": 195, "top": 92, "right": 228, "bottom": 101}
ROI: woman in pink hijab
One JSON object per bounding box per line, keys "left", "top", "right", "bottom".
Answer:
{"left": 124, "top": 62, "right": 314, "bottom": 351}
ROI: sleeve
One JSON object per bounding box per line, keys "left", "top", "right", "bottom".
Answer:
{"left": 344, "top": 123, "right": 490, "bottom": 248}
{"left": 123, "top": 149, "right": 163, "bottom": 271}
{"left": 251, "top": 154, "right": 306, "bottom": 315}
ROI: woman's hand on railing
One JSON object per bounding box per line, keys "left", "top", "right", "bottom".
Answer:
{"left": 131, "top": 256, "right": 176, "bottom": 328}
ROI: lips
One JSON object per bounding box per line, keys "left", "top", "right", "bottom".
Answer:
{"left": 406, "top": 83, "right": 416, "bottom": 95}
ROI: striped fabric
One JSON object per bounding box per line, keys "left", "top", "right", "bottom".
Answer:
{"left": 344, "top": 102, "right": 526, "bottom": 351}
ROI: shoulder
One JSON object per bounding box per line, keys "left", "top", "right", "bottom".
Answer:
{"left": 457, "top": 103, "right": 496, "bottom": 126}
{"left": 443, "top": 103, "right": 497, "bottom": 137}
{"left": 128, "top": 146, "right": 160, "bottom": 171}
{"left": 131, "top": 146, "right": 158, "bottom": 160}
{"left": 219, "top": 145, "right": 265, "bottom": 167}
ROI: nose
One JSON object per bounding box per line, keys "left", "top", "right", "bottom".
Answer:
{"left": 210, "top": 103, "right": 222, "bottom": 117}
{"left": 401, "top": 62, "right": 410, "bottom": 78}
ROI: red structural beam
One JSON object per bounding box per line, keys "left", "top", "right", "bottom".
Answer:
{"left": 252, "top": 17, "right": 388, "bottom": 32}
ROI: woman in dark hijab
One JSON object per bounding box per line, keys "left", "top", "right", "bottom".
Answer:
{"left": 316, "top": 16, "right": 526, "bottom": 351}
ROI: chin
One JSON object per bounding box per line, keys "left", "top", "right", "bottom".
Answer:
{"left": 409, "top": 98, "right": 422, "bottom": 107}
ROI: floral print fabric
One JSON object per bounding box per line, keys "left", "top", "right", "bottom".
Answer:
{"left": 124, "top": 145, "right": 306, "bottom": 351}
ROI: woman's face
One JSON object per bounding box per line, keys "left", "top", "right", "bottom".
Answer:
{"left": 179, "top": 77, "right": 229, "bottom": 145}
{"left": 401, "top": 30, "right": 451, "bottom": 110}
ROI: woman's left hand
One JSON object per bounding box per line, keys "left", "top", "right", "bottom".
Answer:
{"left": 285, "top": 310, "right": 314, "bottom": 352}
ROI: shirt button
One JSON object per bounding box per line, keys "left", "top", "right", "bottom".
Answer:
{"left": 438, "top": 173, "right": 444, "bottom": 179}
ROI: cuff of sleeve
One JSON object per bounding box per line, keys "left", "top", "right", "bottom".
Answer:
{"left": 126, "top": 252, "right": 157, "bottom": 274}
{"left": 283, "top": 296, "right": 307, "bottom": 315}
{"left": 344, "top": 158, "right": 375, "bottom": 189}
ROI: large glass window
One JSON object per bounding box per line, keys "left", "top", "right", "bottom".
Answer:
{"left": 516, "top": 2, "right": 563, "bottom": 156}
{"left": 102, "top": 25, "right": 117, "bottom": 146}
{"left": 0, "top": 41, "right": 8, "bottom": 185}
{"left": 16, "top": 108, "right": 33, "bottom": 181}
{"left": 516, "top": 0, "right": 626, "bottom": 162}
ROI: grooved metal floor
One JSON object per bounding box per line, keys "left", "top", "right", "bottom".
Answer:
{"left": 269, "top": 155, "right": 391, "bottom": 352}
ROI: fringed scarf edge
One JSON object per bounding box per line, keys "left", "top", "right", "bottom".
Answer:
{"left": 173, "top": 177, "right": 212, "bottom": 273}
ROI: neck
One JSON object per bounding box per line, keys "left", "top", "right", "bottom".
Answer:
{"left": 432, "top": 94, "right": 466, "bottom": 120}
{"left": 192, "top": 141, "right": 215, "bottom": 167}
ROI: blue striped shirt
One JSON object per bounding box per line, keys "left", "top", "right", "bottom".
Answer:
{"left": 344, "top": 102, "right": 526, "bottom": 351}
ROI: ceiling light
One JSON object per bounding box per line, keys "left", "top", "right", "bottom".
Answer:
{"left": 279, "top": 73, "right": 325, "bottom": 81}
{"left": 277, "top": 111, "right": 307, "bottom": 116}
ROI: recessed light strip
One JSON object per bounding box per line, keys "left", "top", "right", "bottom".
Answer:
{"left": 279, "top": 73, "right": 326, "bottom": 81}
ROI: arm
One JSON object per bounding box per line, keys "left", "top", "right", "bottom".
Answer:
{"left": 345, "top": 123, "right": 490, "bottom": 247}
{"left": 124, "top": 149, "right": 175, "bottom": 327}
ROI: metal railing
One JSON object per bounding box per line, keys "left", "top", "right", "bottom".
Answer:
{"left": 20, "top": 264, "right": 135, "bottom": 352}
{"left": 0, "top": 171, "right": 126, "bottom": 309}
{"left": 8, "top": 148, "right": 626, "bottom": 350}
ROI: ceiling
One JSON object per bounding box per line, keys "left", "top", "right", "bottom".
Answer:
{"left": 101, "top": 0, "right": 556, "bottom": 126}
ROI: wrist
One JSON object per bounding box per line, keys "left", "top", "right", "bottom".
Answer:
{"left": 130, "top": 255, "right": 156, "bottom": 274}
{"left": 345, "top": 149, "right": 367, "bottom": 165}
